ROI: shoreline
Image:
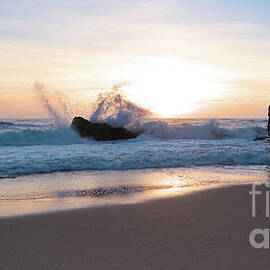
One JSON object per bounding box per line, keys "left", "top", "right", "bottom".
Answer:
{"left": 0, "top": 166, "right": 268, "bottom": 218}
{"left": 0, "top": 183, "right": 269, "bottom": 269}
{"left": 0, "top": 182, "right": 237, "bottom": 220}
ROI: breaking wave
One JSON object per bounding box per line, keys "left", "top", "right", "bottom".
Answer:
{"left": 0, "top": 127, "right": 88, "bottom": 146}
{"left": 1, "top": 138, "right": 270, "bottom": 178}
{"left": 0, "top": 119, "right": 267, "bottom": 146}
{"left": 136, "top": 120, "right": 267, "bottom": 140}
{"left": 0, "top": 121, "right": 15, "bottom": 126}
{"left": 0, "top": 83, "right": 268, "bottom": 146}
{"left": 89, "top": 86, "right": 150, "bottom": 127}
{"left": 34, "top": 82, "right": 75, "bottom": 126}
{"left": 0, "top": 83, "right": 269, "bottom": 178}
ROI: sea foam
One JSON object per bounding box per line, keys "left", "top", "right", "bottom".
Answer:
{"left": 0, "top": 84, "right": 269, "bottom": 177}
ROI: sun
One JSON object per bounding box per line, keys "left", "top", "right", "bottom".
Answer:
{"left": 120, "top": 58, "right": 227, "bottom": 117}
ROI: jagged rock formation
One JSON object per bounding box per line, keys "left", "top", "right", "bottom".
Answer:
{"left": 268, "top": 105, "right": 270, "bottom": 137}
{"left": 254, "top": 105, "right": 270, "bottom": 141}
{"left": 254, "top": 136, "right": 268, "bottom": 141}
{"left": 71, "top": 116, "right": 139, "bottom": 141}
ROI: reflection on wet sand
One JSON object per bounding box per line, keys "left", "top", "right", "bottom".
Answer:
{"left": 0, "top": 166, "right": 269, "bottom": 217}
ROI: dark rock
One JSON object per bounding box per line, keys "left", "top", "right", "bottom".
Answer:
{"left": 267, "top": 106, "right": 270, "bottom": 138}
{"left": 254, "top": 105, "right": 270, "bottom": 141}
{"left": 254, "top": 136, "right": 268, "bottom": 141}
{"left": 71, "top": 116, "right": 140, "bottom": 141}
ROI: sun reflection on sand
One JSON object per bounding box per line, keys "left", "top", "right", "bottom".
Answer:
{"left": 0, "top": 167, "right": 268, "bottom": 217}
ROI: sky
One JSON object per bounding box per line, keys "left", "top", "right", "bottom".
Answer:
{"left": 0, "top": 0, "right": 270, "bottom": 118}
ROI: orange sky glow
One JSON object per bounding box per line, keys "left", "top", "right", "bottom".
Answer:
{"left": 0, "top": 0, "right": 270, "bottom": 119}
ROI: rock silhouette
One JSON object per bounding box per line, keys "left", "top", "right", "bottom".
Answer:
{"left": 254, "top": 136, "right": 268, "bottom": 141}
{"left": 254, "top": 105, "right": 270, "bottom": 141}
{"left": 71, "top": 116, "right": 139, "bottom": 141}
{"left": 268, "top": 105, "right": 270, "bottom": 137}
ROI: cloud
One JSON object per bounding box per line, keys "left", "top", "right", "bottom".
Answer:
{"left": 0, "top": 0, "right": 270, "bottom": 117}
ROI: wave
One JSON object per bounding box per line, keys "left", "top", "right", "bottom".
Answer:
{"left": 34, "top": 82, "right": 75, "bottom": 126}
{"left": 0, "top": 84, "right": 267, "bottom": 146}
{"left": 0, "top": 127, "right": 88, "bottom": 146}
{"left": 135, "top": 120, "right": 267, "bottom": 140}
{"left": 89, "top": 87, "right": 150, "bottom": 127}
{"left": 0, "top": 120, "right": 267, "bottom": 146}
{"left": 87, "top": 87, "right": 267, "bottom": 140}
{"left": 0, "top": 121, "right": 42, "bottom": 129}
{"left": 1, "top": 139, "right": 269, "bottom": 178}
{"left": 0, "top": 121, "right": 15, "bottom": 126}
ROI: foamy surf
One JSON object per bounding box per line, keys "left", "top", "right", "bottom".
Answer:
{"left": 0, "top": 85, "right": 269, "bottom": 178}
{"left": 0, "top": 129, "right": 270, "bottom": 178}
{"left": 0, "top": 118, "right": 268, "bottom": 147}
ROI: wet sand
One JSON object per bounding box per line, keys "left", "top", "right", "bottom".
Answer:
{"left": 0, "top": 184, "right": 269, "bottom": 270}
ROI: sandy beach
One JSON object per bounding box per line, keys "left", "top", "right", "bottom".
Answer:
{"left": 0, "top": 184, "right": 268, "bottom": 270}
{"left": 1, "top": 0, "right": 270, "bottom": 269}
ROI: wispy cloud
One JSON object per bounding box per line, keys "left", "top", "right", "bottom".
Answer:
{"left": 0, "top": 0, "right": 270, "bottom": 117}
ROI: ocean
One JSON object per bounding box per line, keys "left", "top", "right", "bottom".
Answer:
{"left": 0, "top": 118, "right": 269, "bottom": 178}
{"left": 0, "top": 91, "right": 269, "bottom": 216}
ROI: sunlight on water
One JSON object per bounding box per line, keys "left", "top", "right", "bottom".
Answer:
{"left": 0, "top": 167, "right": 268, "bottom": 217}
{"left": 0, "top": 84, "right": 269, "bottom": 217}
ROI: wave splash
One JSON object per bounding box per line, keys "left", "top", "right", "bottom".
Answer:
{"left": 89, "top": 84, "right": 150, "bottom": 128}
{"left": 34, "top": 82, "right": 75, "bottom": 126}
{"left": 0, "top": 119, "right": 266, "bottom": 146}
{"left": 0, "top": 83, "right": 268, "bottom": 146}
{"left": 136, "top": 120, "right": 267, "bottom": 140}
{"left": 87, "top": 86, "right": 267, "bottom": 140}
